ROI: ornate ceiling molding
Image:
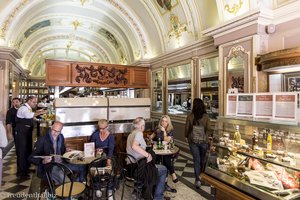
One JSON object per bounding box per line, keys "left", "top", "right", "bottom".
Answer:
{"left": 106, "top": 0, "right": 148, "bottom": 54}
{"left": 24, "top": 34, "right": 111, "bottom": 66}
{"left": 0, "top": 0, "right": 30, "bottom": 39}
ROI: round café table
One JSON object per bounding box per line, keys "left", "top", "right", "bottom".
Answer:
{"left": 153, "top": 146, "right": 180, "bottom": 193}
{"left": 153, "top": 146, "right": 180, "bottom": 156}
{"left": 62, "top": 150, "right": 105, "bottom": 165}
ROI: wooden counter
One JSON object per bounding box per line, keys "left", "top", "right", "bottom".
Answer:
{"left": 201, "top": 173, "right": 256, "bottom": 200}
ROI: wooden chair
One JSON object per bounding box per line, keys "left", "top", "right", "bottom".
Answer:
{"left": 45, "top": 162, "right": 86, "bottom": 200}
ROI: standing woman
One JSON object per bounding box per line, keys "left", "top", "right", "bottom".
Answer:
{"left": 0, "top": 120, "right": 8, "bottom": 188}
{"left": 151, "top": 115, "right": 178, "bottom": 183}
{"left": 185, "top": 98, "right": 211, "bottom": 188}
{"left": 90, "top": 119, "right": 115, "bottom": 166}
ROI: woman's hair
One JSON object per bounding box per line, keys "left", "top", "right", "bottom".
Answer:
{"left": 133, "top": 117, "right": 145, "bottom": 129}
{"left": 159, "top": 115, "right": 173, "bottom": 132}
{"left": 98, "top": 119, "right": 108, "bottom": 126}
{"left": 192, "top": 98, "right": 206, "bottom": 122}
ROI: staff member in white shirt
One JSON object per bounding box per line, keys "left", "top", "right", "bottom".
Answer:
{"left": 15, "top": 96, "right": 47, "bottom": 179}
{"left": 0, "top": 120, "right": 8, "bottom": 188}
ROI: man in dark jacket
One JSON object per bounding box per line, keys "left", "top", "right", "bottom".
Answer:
{"left": 30, "top": 121, "right": 86, "bottom": 182}
{"left": 6, "top": 97, "right": 21, "bottom": 142}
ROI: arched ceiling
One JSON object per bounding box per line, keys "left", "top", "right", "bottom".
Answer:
{"left": 0, "top": 0, "right": 265, "bottom": 77}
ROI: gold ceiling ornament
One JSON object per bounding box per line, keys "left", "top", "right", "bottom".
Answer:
{"left": 168, "top": 14, "right": 187, "bottom": 39}
{"left": 1, "top": 0, "right": 30, "bottom": 39}
{"left": 66, "top": 41, "right": 73, "bottom": 49}
{"left": 224, "top": 0, "right": 243, "bottom": 15}
{"left": 72, "top": 20, "right": 80, "bottom": 30}
{"left": 79, "top": 0, "right": 88, "bottom": 6}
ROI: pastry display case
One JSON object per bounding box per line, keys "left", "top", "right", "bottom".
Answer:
{"left": 204, "top": 116, "right": 300, "bottom": 200}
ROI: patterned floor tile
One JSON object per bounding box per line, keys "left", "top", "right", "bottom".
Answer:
{"left": 1, "top": 141, "right": 214, "bottom": 200}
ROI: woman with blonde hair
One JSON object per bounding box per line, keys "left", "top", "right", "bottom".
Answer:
{"left": 90, "top": 119, "right": 115, "bottom": 166}
{"left": 150, "top": 115, "right": 178, "bottom": 183}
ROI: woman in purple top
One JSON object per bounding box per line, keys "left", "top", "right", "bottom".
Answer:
{"left": 150, "top": 115, "right": 178, "bottom": 183}
{"left": 90, "top": 119, "right": 115, "bottom": 166}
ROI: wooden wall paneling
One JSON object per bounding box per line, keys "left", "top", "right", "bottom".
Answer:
{"left": 130, "top": 67, "right": 149, "bottom": 88}
{"left": 46, "top": 60, "right": 71, "bottom": 86}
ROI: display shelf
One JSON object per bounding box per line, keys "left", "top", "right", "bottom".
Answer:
{"left": 205, "top": 116, "right": 300, "bottom": 200}
{"left": 214, "top": 144, "right": 300, "bottom": 174}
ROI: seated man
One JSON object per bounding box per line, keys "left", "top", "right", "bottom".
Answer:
{"left": 30, "top": 121, "right": 86, "bottom": 182}
{"left": 127, "top": 117, "right": 170, "bottom": 200}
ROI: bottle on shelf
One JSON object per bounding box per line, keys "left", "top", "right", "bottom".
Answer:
{"left": 233, "top": 125, "right": 241, "bottom": 145}
{"left": 252, "top": 130, "right": 258, "bottom": 150}
{"left": 267, "top": 129, "right": 272, "bottom": 152}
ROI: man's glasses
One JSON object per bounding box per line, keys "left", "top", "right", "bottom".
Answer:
{"left": 99, "top": 126, "right": 108, "bottom": 130}
{"left": 52, "top": 129, "right": 61, "bottom": 133}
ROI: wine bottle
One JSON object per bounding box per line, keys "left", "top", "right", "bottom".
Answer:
{"left": 234, "top": 125, "right": 241, "bottom": 145}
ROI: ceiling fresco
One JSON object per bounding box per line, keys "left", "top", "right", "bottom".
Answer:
{"left": 0, "top": 0, "right": 284, "bottom": 76}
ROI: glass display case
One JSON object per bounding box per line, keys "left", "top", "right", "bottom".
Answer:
{"left": 167, "top": 63, "right": 191, "bottom": 115}
{"left": 200, "top": 57, "right": 219, "bottom": 119}
{"left": 152, "top": 69, "right": 163, "bottom": 112}
{"left": 205, "top": 116, "right": 300, "bottom": 200}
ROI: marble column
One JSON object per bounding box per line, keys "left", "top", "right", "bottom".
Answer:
{"left": 0, "top": 47, "right": 23, "bottom": 121}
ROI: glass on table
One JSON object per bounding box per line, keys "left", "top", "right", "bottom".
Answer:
{"left": 96, "top": 148, "right": 104, "bottom": 157}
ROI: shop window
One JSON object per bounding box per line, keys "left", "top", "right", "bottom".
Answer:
{"left": 151, "top": 69, "right": 163, "bottom": 112}
{"left": 167, "top": 63, "right": 191, "bottom": 115}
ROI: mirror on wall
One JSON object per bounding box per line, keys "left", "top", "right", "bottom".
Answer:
{"left": 167, "top": 63, "right": 191, "bottom": 115}
{"left": 226, "top": 45, "right": 249, "bottom": 93}
{"left": 200, "top": 56, "right": 219, "bottom": 119}
{"left": 151, "top": 69, "right": 163, "bottom": 113}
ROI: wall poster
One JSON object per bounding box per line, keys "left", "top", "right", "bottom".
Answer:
{"left": 226, "top": 94, "right": 237, "bottom": 116}
{"left": 254, "top": 94, "right": 273, "bottom": 118}
{"left": 236, "top": 94, "right": 253, "bottom": 117}
{"left": 274, "top": 93, "right": 297, "bottom": 121}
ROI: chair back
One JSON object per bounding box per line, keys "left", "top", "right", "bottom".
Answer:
{"left": 44, "top": 162, "right": 74, "bottom": 199}
{"left": 115, "top": 152, "right": 139, "bottom": 181}
{"left": 115, "top": 152, "right": 142, "bottom": 200}
{"left": 87, "top": 157, "right": 115, "bottom": 199}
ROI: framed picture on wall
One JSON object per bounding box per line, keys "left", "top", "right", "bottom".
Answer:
{"left": 228, "top": 70, "right": 244, "bottom": 93}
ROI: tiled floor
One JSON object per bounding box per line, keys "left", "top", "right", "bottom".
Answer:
{"left": 0, "top": 140, "right": 214, "bottom": 200}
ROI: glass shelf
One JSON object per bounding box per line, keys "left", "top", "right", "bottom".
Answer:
{"left": 215, "top": 144, "right": 300, "bottom": 172}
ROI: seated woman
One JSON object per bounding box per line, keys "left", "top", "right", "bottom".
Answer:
{"left": 90, "top": 119, "right": 115, "bottom": 166}
{"left": 127, "top": 117, "right": 170, "bottom": 200}
{"left": 150, "top": 115, "right": 178, "bottom": 186}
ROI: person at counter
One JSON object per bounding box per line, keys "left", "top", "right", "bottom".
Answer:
{"left": 150, "top": 115, "right": 178, "bottom": 184}
{"left": 30, "top": 121, "right": 86, "bottom": 182}
{"left": 15, "top": 95, "right": 47, "bottom": 179}
{"left": 185, "top": 98, "right": 212, "bottom": 189}
{"left": 90, "top": 119, "right": 115, "bottom": 166}
{"left": 127, "top": 117, "right": 170, "bottom": 200}
{"left": 6, "top": 97, "right": 21, "bottom": 142}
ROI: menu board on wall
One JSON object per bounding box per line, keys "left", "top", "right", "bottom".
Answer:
{"left": 226, "top": 94, "right": 237, "bottom": 116}
{"left": 255, "top": 94, "right": 273, "bottom": 118}
{"left": 236, "top": 94, "right": 253, "bottom": 117}
{"left": 274, "top": 93, "right": 297, "bottom": 121}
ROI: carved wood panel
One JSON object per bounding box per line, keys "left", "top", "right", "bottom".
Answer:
{"left": 45, "top": 59, "right": 149, "bottom": 88}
